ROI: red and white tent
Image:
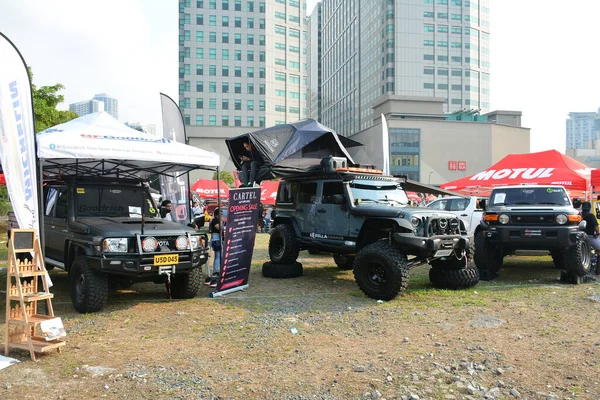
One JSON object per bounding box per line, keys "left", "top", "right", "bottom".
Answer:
{"left": 191, "top": 179, "right": 230, "bottom": 199}
{"left": 231, "top": 170, "right": 279, "bottom": 205}
{"left": 441, "top": 150, "right": 593, "bottom": 195}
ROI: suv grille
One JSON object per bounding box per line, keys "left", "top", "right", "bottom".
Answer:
{"left": 424, "top": 217, "right": 461, "bottom": 237}
{"left": 509, "top": 213, "right": 555, "bottom": 225}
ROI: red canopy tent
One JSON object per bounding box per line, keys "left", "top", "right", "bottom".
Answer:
{"left": 232, "top": 170, "right": 279, "bottom": 205}
{"left": 0, "top": 174, "right": 5, "bottom": 185}
{"left": 190, "top": 179, "right": 230, "bottom": 199}
{"left": 441, "top": 150, "right": 593, "bottom": 196}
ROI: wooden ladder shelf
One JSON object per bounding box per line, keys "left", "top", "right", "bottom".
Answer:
{"left": 4, "top": 229, "right": 66, "bottom": 361}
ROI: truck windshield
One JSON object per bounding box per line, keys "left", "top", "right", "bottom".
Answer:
{"left": 490, "top": 187, "right": 571, "bottom": 206}
{"left": 75, "top": 186, "right": 159, "bottom": 218}
{"left": 349, "top": 180, "right": 409, "bottom": 206}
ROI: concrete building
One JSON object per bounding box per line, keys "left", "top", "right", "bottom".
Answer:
{"left": 178, "top": 0, "right": 307, "bottom": 130}
{"left": 566, "top": 110, "right": 600, "bottom": 150}
{"left": 69, "top": 99, "right": 104, "bottom": 117}
{"left": 93, "top": 93, "right": 119, "bottom": 120}
{"left": 306, "top": 2, "right": 322, "bottom": 121}
{"left": 318, "top": 0, "right": 490, "bottom": 137}
{"left": 349, "top": 95, "right": 529, "bottom": 185}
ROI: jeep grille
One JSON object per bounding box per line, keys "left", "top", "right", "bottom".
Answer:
{"left": 423, "top": 216, "right": 461, "bottom": 236}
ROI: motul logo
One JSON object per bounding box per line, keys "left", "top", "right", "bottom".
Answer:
{"left": 195, "top": 188, "right": 227, "bottom": 194}
{"left": 469, "top": 168, "right": 555, "bottom": 181}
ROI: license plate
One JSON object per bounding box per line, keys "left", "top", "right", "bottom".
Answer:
{"left": 434, "top": 249, "right": 453, "bottom": 257}
{"left": 154, "top": 254, "right": 179, "bottom": 266}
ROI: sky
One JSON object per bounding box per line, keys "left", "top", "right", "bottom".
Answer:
{"left": 0, "top": 0, "right": 598, "bottom": 153}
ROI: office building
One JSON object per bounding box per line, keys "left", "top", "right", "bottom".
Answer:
{"left": 178, "top": 0, "right": 307, "bottom": 131}
{"left": 565, "top": 110, "right": 600, "bottom": 150}
{"left": 93, "top": 93, "right": 119, "bottom": 120}
{"left": 317, "top": 0, "right": 490, "bottom": 136}
{"left": 306, "top": 2, "right": 322, "bottom": 121}
{"left": 69, "top": 99, "right": 104, "bottom": 117}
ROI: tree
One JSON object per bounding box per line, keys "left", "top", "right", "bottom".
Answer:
{"left": 29, "top": 68, "right": 78, "bottom": 132}
{"left": 212, "top": 170, "right": 234, "bottom": 187}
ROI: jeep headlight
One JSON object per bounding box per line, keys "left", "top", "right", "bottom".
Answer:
{"left": 189, "top": 235, "right": 199, "bottom": 250}
{"left": 175, "top": 235, "right": 189, "bottom": 250}
{"left": 410, "top": 216, "right": 421, "bottom": 227}
{"left": 103, "top": 238, "right": 128, "bottom": 253}
{"left": 556, "top": 214, "right": 568, "bottom": 225}
{"left": 498, "top": 214, "right": 510, "bottom": 224}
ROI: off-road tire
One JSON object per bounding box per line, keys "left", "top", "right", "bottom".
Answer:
{"left": 170, "top": 268, "right": 203, "bottom": 299}
{"left": 563, "top": 236, "right": 592, "bottom": 277}
{"left": 550, "top": 250, "right": 564, "bottom": 270}
{"left": 269, "top": 224, "right": 300, "bottom": 264}
{"left": 429, "top": 265, "right": 480, "bottom": 290}
{"left": 353, "top": 241, "right": 409, "bottom": 301}
{"left": 333, "top": 254, "right": 355, "bottom": 270}
{"left": 262, "top": 261, "right": 303, "bottom": 279}
{"left": 70, "top": 255, "right": 109, "bottom": 313}
{"left": 474, "top": 231, "right": 503, "bottom": 277}
{"left": 429, "top": 239, "right": 475, "bottom": 270}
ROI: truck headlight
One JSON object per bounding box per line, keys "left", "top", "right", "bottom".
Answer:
{"left": 189, "top": 235, "right": 199, "bottom": 250}
{"left": 175, "top": 235, "right": 189, "bottom": 250}
{"left": 556, "top": 214, "right": 568, "bottom": 225}
{"left": 142, "top": 237, "right": 158, "bottom": 252}
{"left": 498, "top": 214, "right": 509, "bottom": 224}
{"left": 103, "top": 238, "right": 128, "bottom": 253}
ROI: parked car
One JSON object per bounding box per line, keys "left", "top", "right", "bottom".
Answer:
{"left": 426, "top": 196, "right": 486, "bottom": 235}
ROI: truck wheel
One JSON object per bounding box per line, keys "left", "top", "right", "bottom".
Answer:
{"left": 262, "top": 261, "right": 303, "bottom": 279}
{"left": 70, "top": 256, "right": 109, "bottom": 313}
{"left": 170, "top": 268, "right": 202, "bottom": 299}
{"left": 429, "top": 265, "right": 480, "bottom": 290}
{"left": 333, "top": 254, "right": 355, "bottom": 270}
{"left": 550, "top": 250, "right": 564, "bottom": 269}
{"left": 269, "top": 224, "right": 300, "bottom": 264}
{"left": 474, "top": 231, "right": 503, "bottom": 276}
{"left": 430, "top": 240, "right": 475, "bottom": 270}
{"left": 353, "top": 241, "right": 409, "bottom": 301}
{"left": 563, "top": 236, "right": 592, "bottom": 277}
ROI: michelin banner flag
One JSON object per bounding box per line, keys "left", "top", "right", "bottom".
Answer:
{"left": 0, "top": 32, "right": 39, "bottom": 234}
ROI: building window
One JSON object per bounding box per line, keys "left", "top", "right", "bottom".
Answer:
{"left": 222, "top": 116, "right": 229, "bottom": 126}
{"left": 222, "top": 99, "right": 229, "bottom": 109}
{"left": 235, "top": 33, "right": 242, "bottom": 44}
{"left": 196, "top": 14, "right": 204, "bottom": 25}
{"left": 247, "top": 1, "right": 254, "bottom": 12}
{"left": 234, "top": 0, "right": 241, "bottom": 11}
{"left": 209, "top": 115, "right": 216, "bottom": 126}
{"left": 222, "top": 49, "right": 229, "bottom": 59}
{"left": 234, "top": 83, "right": 241, "bottom": 93}
{"left": 222, "top": 82, "right": 229, "bottom": 93}
{"left": 247, "top": 100, "right": 254, "bottom": 111}
{"left": 247, "top": 51, "right": 254, "bottom": 61}
{"left": 235, "top": 66, "right": 242, "bottom": 77}
{"left": 451, "top": 84, "right": 462, "bottom": 90}
{"left": 209, "top": 82, "right": 216, "bottom": 92}
{"left": 438, "top": 68, "right": 449, "bottom": 75}
{"left": 438, "top": 83, "right": 448, "bottom": 89}
{"left": 209, "top": 65, "right": 216, "bottom": 75}
{"left": 234, "top": 100, "right": 241, "bottom": 110}
{"left": 234, "top": 116, "right": 241, "bottom": 126}
{"left": 275, "top": 89, "right": 286, "bottom": 97}
{"left": 222, "top": 32, "right": 229, "bottom": 43}
{"left": 196, "top": 31, "right": 204, "bottom": 42}
{"left": 209, "top": 32, "right": 216, "bottom": 42}
{"left": 222, "top": 16, "right": 229, "bottom": 26}
{"left": 247, "top": 83, "right": 254, "bottom": 94}
{"left": 247, "top": 67, "right": 254, "bottom": 77}
{"left": 235, "top": 17, "right": 241, "bottom": 27}
{"left": 259, "top": 68, "right": 265, "bottom": 78}
{"left": 247, "top": 18, "right": 254, "bottom": 28}
{"left": 196, "top": 81, "right": 203, "bottom": 91}
{"left": 195, "top": 115, "right": 203, "bottom": 125}
{"left": 247, "top": 34, "right": 254, "bottom": 45}
{"left": 424, "top": 40, "right": 434, "bottom": 46}
{"left": 424, "top": 67, "right": 434, "bottom": 75}
{"left": 247, "top": 116, "right": 254, "bottom": 127}
{"left": 185, "top": 115, "right": 191, "bottom": 125}
{"left": 424, "top": 83, "right": 434, "bottom": 89}
{"left": 437, "top": 12, "right": 448, "bottom": 19}
{"left": 196, "top": 65, "right": 203, "bottom": 75}
{"left": 437, "top": 41, "right": 448, "bottom": 47}
{"left": 209, "top": 15, "right": 216, "bottom": 26}
{"left": 438, "top": 25, "right": 448, "bottom": 33}
{"left": 196, "top": 98, "right": 203, "bottom": 109}
{"left": 438, "top": 55, "right": 448, "bottom": 61}
{"left": 275, "top": 105, "right": 286, "bottom": 112}
{"left": 424, "top": 54, "right": 434, "bottom": 61}
{"left": 196, "top": 48, "right": 204, "bottom": 59}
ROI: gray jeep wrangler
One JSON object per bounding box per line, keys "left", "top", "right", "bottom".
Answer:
{"left": 266, "top": 158, "right": 479, "bottom": 300}
{"left": 42, "top": 176, "right": 209, "bottom": 313}
{"left": 475, "top": 185, "right": 591, "bottom": 280}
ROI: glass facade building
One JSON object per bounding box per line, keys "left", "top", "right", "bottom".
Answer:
{"left": 566, "top": 111, "right": 600, "bottom": 150}
{"left": 319, "top": 0, "right": 490, "bottom": 136}
{"left": 178, "top": 0, "right": 307, "bottom": 129}
{"left": 92, "top": 93, "right": 119, "bottom": 120}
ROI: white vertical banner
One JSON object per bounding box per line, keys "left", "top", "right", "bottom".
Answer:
{"left": 381, "top": 113, "right": 390, "bottom": 175}
{"left": 0, "top": 32, "right": 39, "bottom": 234}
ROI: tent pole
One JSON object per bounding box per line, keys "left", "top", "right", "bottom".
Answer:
{"left": 38, "top": 159, "right": 45, "bottom": 256}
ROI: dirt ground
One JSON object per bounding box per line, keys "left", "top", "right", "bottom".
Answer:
{"left": 1, "top": 233, "right": 600, "bottom": 400}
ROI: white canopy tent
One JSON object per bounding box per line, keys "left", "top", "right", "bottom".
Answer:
{"left": 37, "top": 112, "right": 220, "bottom": 177}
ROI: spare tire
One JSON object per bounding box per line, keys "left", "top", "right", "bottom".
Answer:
{"left": 262, "top": 261, "right": 303, "bottom": 279}
{"left": 429, "top": 265, "right": 479, "bottom": 290}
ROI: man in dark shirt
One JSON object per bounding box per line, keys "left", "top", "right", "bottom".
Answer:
{"left": 581, "top": 201, "right": 600, "bottom": 274}
{"left": 238, "top": 139, "right": 264, "bottom": 187}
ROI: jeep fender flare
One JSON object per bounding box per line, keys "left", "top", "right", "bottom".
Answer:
{"left": 65, "top": 241, "right": 94, "bottom": 272}
{"left": 271, "top": 217, "right": 302, "bottom": 238}
{"left": 356, "top": 218, "right": 411, "bottom": 250}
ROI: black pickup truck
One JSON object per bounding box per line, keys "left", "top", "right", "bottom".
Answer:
{"left": 39, "top": 176, "right": 209, "bottom": 313}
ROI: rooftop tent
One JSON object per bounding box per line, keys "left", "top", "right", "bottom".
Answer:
{"left": 440, "top": 150, "right": 594, "bottom": 194}
{"left": 225, "top": 119, "right": 363, "bottom": 178}
{"left": 37, "top": 111, "right": 220, "bottom": 178}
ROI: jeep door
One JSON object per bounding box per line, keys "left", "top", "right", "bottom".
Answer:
{"left": 295, "top": 182, "right": 318, "bottom": 238}
{"left": 316, "top": 181, "right": 349, "bottom": 238}
{"left": 44, "top": 185, "right": 69, "bottom": 263}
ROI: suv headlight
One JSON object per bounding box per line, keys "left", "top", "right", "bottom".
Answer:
{"left": 103, "top": 238, "right": 128, "bottom": 253}
{"left": 556, "top": 214, "right": 568, "bottom": 225}
{"left": 498, "top": 214, "right": 510, "bottom": 224}
{"left": 410, "top": 216, "right": 421, "bottom": 227}
{"left": 175, "top": 235, "right": 189, "bottom": 250}
{"left": 189, "top": 235, "right": 199, "bottom": 250}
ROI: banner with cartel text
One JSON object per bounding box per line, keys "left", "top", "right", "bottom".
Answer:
{"left": 0, "top": 32, "right": 39, "bottom": 234}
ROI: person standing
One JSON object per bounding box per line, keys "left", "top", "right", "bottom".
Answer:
{"left": 582, "top": 201, "right": 600, "bottom": 274}
{"left": 207, "top": 209, "right": 222, "bottom": 287}
{"left": 237, "top": 139, "right": 264, "bottom": 187}
{"left": 264, "top": 206, "right": 272, "bottom": 233}
{"left": 257, "top": 202, "right": 264, "bottom": 233}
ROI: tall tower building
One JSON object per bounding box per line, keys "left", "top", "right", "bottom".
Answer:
{"left": 69, "top": 99, "right": 105, "bottom": 117}
{"left": 319, "top": 0, "right": 490, "bottom": 136}
{"left": 566, "top": 111, "right": 600, "bottom": 150}
{"left": 93, "top": 93, "right": 119, "bottom": 120}
{"left": 306, "top": 2, "right": 322, "bottom": 121}
{"left": 178, "top": 0, "right": 307, "bottom": 129}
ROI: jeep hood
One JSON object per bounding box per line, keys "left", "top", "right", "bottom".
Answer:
{"left": 72, "top": 217, "right": 195, "bottom": 237}
{"left": 350, "top": 205, "right": 457, "bottom": 219}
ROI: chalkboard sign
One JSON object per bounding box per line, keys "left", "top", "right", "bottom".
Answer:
{"left": 11, "top": 229, "right": 35, "bottom": 251}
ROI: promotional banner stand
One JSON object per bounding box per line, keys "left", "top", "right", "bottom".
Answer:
{"left": 210, "top": 284, "right": 248, "bottom": 298}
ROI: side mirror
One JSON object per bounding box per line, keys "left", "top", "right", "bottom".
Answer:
{"left": 579, "top": 220, "right": 587, "bottom": 231}
{"left": 479, "top": 199, "right": 487, "bottom": 211}
{"left": 332, "top": 194, "right": 346, "bottom": 205}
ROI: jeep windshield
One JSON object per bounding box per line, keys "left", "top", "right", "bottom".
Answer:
{"left": 490, "top": 187, "right": 571, "bottom": 206}
{"left": 349, "top": 180, "right": 409, "bottom": 206}
{"left": 75, "top": 186, "right": 159, "bottom": 218}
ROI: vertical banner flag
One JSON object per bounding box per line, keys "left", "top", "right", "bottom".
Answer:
{"left": 216, "top": 187, "right": 261, "bottom": 293}
{"left": 159, "top": 93, "right": 190, "bottom": 225}
{"left": 0, "top": 33, "right": 39, "bottom": 234}
{"left": 381, "top": 113, "right": 390, "bottom": 175}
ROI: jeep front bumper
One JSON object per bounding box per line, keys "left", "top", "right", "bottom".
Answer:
{"left": 485, "top": 225, "right": 582, "bottom": 250}
{"left": 87, "top": 248, "right": 209, "bottom": 277}
{"left": 392, "top": 232, "right": 470, "bottom": 256}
